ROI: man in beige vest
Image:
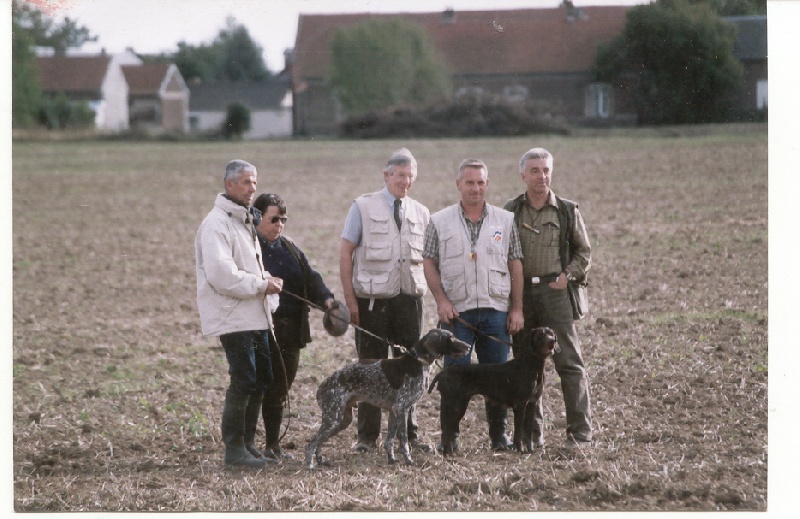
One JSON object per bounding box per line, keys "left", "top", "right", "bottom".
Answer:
{"left": 340, "top": 148, "right": 431, "bottom": 453}
{"left": 423, "top": 158, "right": 524, "bottom": 453}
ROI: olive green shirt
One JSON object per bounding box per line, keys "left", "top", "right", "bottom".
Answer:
{"left": 512, "top": 191, "right": 591, "bottom": 280}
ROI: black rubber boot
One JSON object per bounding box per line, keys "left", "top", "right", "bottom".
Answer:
{"left": 221, "top": 389, "right": 268, "bottom": 470}
{"left": 243, "top": 391, "right": 266, "bottom": 460}
{"left": 486, "top": 401, "right": 512, "bottom": 451}
{"left": 262, "top": 403, "right": 292, "bottom": 460}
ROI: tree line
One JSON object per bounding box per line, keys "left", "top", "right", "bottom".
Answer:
{"left": 11, "top": 0, "right": 765, "bottom": 131}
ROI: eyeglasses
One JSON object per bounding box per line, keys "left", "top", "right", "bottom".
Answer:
{"left": 270, "top": 216, "right": 288, "bottom": 224}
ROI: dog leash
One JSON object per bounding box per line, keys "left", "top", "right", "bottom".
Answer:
{"left": 452, "top": 315, "right": 516, "bottom": 349}
{"left": 281, "top": 289, "right": 405, "bottom": 352}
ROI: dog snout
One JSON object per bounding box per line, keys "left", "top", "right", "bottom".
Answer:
{"left": 451, "top": 338, "right": 471, "bottom": 357}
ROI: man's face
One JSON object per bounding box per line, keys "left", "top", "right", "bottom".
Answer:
{"left": 456, "top": 166, "right": 488, "bottom": 207}
{"left": 521, "top": 158, "right": 552, "bottom": 196}
{"left": 384, "top": 164, "right": 416, "bottom": 200}
{"left": 225, "top": 170, "right": 258, "bottom": 206}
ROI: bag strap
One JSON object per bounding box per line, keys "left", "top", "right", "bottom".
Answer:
{"left": 555, "top": 195, "right": 576, "bottom": 274}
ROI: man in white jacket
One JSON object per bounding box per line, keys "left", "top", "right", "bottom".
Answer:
{"left": 195, "top": 159, "right": 283, "bottom": 470}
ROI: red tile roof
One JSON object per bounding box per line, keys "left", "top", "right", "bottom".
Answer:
{"left": 292, "top": 5, "right": 631, "bottom": 85}
{"left": 36, "top": 55, "right": 112, "bottom": 94}
{"left": 122, "top": 63, "right": 172, "bottom": 96}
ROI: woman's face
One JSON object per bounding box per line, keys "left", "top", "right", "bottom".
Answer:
{"left": 256, "top": 205, "right": 287, "bottom": 242}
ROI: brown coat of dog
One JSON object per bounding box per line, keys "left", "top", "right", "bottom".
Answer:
{"left": 428, "top": 327, "right": 559, "bottom": 453}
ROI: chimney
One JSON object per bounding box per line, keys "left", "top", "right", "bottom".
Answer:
{"left": 442, "top": 8, "right": 455, "bottom": 24}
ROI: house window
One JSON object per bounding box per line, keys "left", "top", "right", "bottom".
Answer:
{"left": 189, "top": 115, "right": 199, "bottom": 131}
{"left": 585, "top": 83, "right": 611, "bottom": 118}
{"left": 756, "top": 79, "right": 768, "bottom": 110}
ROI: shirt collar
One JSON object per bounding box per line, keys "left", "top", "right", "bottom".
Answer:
{"left": 525, "top": 190, "right": 558, "bottom": 210}
{"left": 381, "top": 186, "right": 402, "bottom": 207}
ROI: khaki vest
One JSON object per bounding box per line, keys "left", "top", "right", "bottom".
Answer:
{"left": 430, "top": 204, "right": 515, "bottom": 313}
{"left": 352, "top": 192, "right": 429, "bottom": 298}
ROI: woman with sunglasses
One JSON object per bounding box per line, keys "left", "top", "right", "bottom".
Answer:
{"left": 253, "top": 193, "right": 336, "bottom": 461}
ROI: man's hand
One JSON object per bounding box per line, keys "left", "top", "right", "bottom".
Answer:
{"left": 506, "top": 308, "right": 524, "bottom": 336}
{"left": 548, "top": 272, "right": 569, "bottom": 290}
{"left": 265, "top": 277, "right": 283, "bottom": 295}
{"left": 436, "top": 299, "right": 459, "bottom": 325}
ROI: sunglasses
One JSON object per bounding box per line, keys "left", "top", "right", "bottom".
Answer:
{"left": 270, "top": 216, "right": 288, "bottom": 224}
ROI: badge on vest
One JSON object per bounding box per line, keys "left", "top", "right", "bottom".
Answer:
{"left": 492, "top": 228, "right": 503, "bottom": 242}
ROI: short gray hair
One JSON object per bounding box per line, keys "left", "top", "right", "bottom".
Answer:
{"left": 519, "top": 148, "right": 553, "bottom": 172}
{"left": 224, "top": 159, "right": 256, "bottom": 186}
{"left": 457, "top": 158, "right": 488, "bottom": 180}
{"left": 385, "top": 147, "right": 417, "bottom": 180}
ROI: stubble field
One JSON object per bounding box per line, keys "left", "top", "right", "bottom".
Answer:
{"left": 11, "top": 125, "right": 769, "bottom": 512}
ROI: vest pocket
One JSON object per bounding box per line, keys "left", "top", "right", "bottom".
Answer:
{"left": 408, "top": 241, "right": 424, "bottom": 264}
{"left": 365, "top": 241, "right": 393, "bottom": 261}
{"left": 488, "top": 268, "right": 510, "bottom": 297}
{"left": 441, "top": 264, "right": 467, "bottom": 301}
{"left": 355, "top": 270, "right": 392, "bottom": 295}
{"left": 369, "top": 215, "right": 391, "bottom": 235}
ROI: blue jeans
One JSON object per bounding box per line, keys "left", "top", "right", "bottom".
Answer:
{"left": 440, "top": 308, "right": 510, "bottom": 367}
{"left": 220, "top": 330, "right": 273, "bottom": 396}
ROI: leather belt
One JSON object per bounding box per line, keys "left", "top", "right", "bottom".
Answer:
{"left": 530, "top": 273, "right": 560, "bottom": 285}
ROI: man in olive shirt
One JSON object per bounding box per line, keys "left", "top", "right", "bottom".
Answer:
{"left": 504, "top": 147, "right": 593, "bottom": 449}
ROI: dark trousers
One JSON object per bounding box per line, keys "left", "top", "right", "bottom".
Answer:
{"left": 262, "top": 316, "right": 303, "bottom": 448}
{"left": 355, "top": 294, "right": 423, "bottom": 444}
{"left": 220, "top": 330, "right": 273, "bottom": 396}
{"left": 514, "top": 284, "right": 592, "bottom": 442}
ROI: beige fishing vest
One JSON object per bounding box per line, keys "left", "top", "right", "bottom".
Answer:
{"left": 352, "top": 192, "right": 429, "bottom": 298}
{"left": 430, "top": 204, "right": 515, "bottom": 313}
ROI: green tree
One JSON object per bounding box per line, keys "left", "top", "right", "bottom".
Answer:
{"left": 11, "top": 11, "right": 41, "bottom": 128}
{"left": 596, "top": 0, "right": 742, "bottom": 125}
{"left": 221, "top": 102, "right": 251, "bottom": 139}
{"left": 689, "top": 0, "right": 766, "bottom": 16}
{"left": 171, "top": 17, "right": 269, "bottom": 83}
{"left": 12, "top": 0, "right": 97, "bottom": 55}
{"left": 328, "top": 18, "right": 451, "bottom": 115}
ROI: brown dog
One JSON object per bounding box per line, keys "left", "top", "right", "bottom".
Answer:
{"left": 428, "top": 327, "right": 559, "bottom": 453}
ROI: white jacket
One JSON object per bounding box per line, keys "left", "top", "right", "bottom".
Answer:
{"left": 195, "top": 194, "right": 278, "bottom": 337}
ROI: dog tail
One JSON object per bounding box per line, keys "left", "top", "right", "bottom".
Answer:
{"left": 427, "top": 371, "right": 443, "bottom": 394}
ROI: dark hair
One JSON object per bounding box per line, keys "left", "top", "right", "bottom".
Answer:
{"left": 253, "top": 193, "right": 287, "bottom": 215}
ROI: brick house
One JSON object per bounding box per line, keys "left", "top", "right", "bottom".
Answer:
{"left": 36, "top": 50, "right": 189, "bottom": 133}
{"left": 290, "top": 4, "right": 636, "bottom": 135}
{"left": 725, "top": 15, "right": 768, "bottom": 114}
{"left": 122, "top": 63, "right": 190, "bottom": 133}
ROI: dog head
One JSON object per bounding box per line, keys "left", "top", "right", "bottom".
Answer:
{"left": 530, "top": 327, "right": 560, "bottom": 358}
{"left": 415, "top": 329, "right": 471, "bottom": 364}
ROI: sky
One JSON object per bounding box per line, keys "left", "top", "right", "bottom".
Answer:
{"left": 31, "top": 0, "right": 648, "bottom": 72}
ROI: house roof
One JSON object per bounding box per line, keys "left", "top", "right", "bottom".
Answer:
{"left": 187, "top": 80, "right": 290, "bottom": 111}
{"left": 291, "top": 5, "right": 631, "bottom": 86}
{"left": 725, "top": 16, "right": 767, "bottom": 61}
{"left": 121, "top": 63, "right": 173, "bottom": 96}
{"left": 36, "top": 55, "right": 112, "bottom": 94}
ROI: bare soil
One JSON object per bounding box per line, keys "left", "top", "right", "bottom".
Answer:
{"left": 11, "top": 125, "right": 768, "bottom": 511}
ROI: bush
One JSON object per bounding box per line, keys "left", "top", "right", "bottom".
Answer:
{"left": 220, "top": 102, "right": 251, "bottom": 139}
{"left": 38, "top": 93, "right": 95, "bottom": 130}
{"left": 340, "top": 96, "right": 569, "bottom": 139}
